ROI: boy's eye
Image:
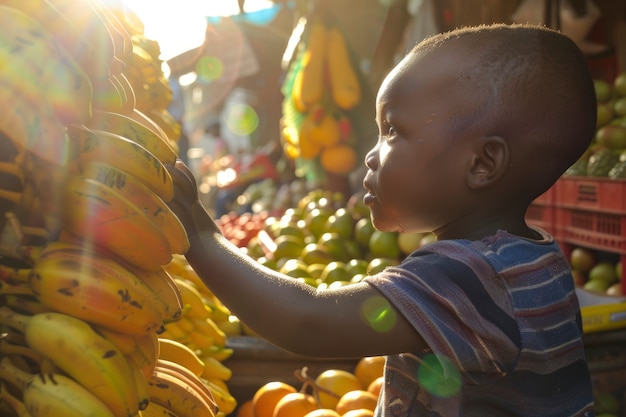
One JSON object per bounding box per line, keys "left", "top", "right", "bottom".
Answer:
{"left": 388, "top": 126, "right": 396, "bottom": 136}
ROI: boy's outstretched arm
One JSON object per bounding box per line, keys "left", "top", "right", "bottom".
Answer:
{"left": 165, "top": 160, "right": 425, "bottom": 359}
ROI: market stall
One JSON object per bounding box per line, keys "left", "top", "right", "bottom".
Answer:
{"left": 0, "top": 0, "right": 625, "bottom": 417}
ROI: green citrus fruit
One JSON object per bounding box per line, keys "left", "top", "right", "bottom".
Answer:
{"left": 345, "top": 258, "right": 369, "bottom": 277}
{"left": 369, "top": 230, "right": 400, "bottom": 259}
{"left": 324, "top": 208, "right": 355, "bottom": 239}
{"left": 300, "top": 243, "right": 334, "bottom": 265}
{"left": 307, "top": 263, "right": 328, "bottom": 279}
{"left": 367, "top": 257, "right": 398, "bottom": 275}
{"left": 280, "top": 258, "right": 311, "bottom": 278}
{"left": 320, "top": 261, "right": 350, "bottom": 283}
{"left": 318, "top": 232, "right": 350, "bottom": 262}
{"left": 305, "top": 208, "right": 332, "bottom": 239}
{"left": 354, "top": 217, "right": 375, "bottom": 248}
{"left": 273, "top": 235, "right": 305, "bottom": 262}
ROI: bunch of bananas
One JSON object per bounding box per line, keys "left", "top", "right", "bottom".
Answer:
{"left": 161, "top": 254, "right": 239, "bottom": 415}
{"left": 0, "top": 2, "right": 230, "bottom": 417}
{"left": 280, "top": 16, "right": 362, "bottom": 177}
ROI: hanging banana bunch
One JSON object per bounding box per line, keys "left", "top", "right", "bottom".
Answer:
{"left": 0, "top": 2, "right": 234, "bottom": 417}
{"left": 281, "top": 15, "right": 363, "bottom": 179}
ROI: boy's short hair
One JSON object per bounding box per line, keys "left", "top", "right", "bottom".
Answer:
{"left": 411, "top": 24, "right": 597, "bottom": 201}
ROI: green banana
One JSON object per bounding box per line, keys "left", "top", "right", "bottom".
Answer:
{"left": 0, "top": 307, "right": 140, "bottom": 417}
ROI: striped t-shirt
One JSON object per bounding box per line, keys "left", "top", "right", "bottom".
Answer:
{"left": 364, "top": 228, "right": 594, "bottom": 417}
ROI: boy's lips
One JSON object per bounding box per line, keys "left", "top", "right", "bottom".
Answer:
{"left": 362, "top": 178, "right": 376, "bottom": 205}
{"left": 363, "top": 191, "right": 377, "bottom": 206}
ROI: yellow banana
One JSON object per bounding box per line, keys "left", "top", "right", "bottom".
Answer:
{"left": 174, "top": 315, "right": 196, "bottom": 334}
{"left": 187, "top": 332, "right": 215, "bottom": 351}
{"left": 0, "top": 81, "right": 69, "bottom": 166}
{"left": 148, "top": 108, "right": 182, "bottom": 142}
{"left": 89, "top": 0, "right": 133, "bottom": 66}
{"left": 140, "top": 401, "right": 182, "bottom": 417}
{"left": 81, "top": 161, "right": 189, "bottom": 255}
{"left": 94, "top": 326, "right": 140, "bottom": 356}
{"left": 0, "top": 6, "right": 93, "bottom": 124}
{"left": 91, "top": 75, "right": 125, "bottom": 113}
{"left": 60, "top": 175, "right": 172, "bottom": 272}
{"left": 86, "top": 110, "right": 177, "bottom": 165}
{"left": 129, "top": 266, "right": 183, "bottom": 323}
{"left": 29, "top": 243, "right": 164, "bottom": 334}
{"left": 157, "top": 338, "right": 205, "bottom": 378}
{"left": 159, "top": 321, "right": 191, "bottom": 344}
{"left": 147, "top": 368, "right": 217, "bottom": 417}
{"left": 292, "top": 20, "right": 327, "bottom": 112}
{"left": 0, "top": 356, "right": 116, "bottom": 417}
{"left": 326, "top": 26, "right": 361, "bottom": 110}
{"left": 67, "top": 125, "right": 175, "bottom": 202}
{"left": 128, "top": 360, "right": 150, "bottom": 411}
{"left": 199, "top": 345, "right": 234, "bottom": 362}
{"left": 190, "top": 317, "right": 226, "bottom": 347}
{"left": 113, "top": 73, "right": 137, "bottom": 115}
{"left": 174, "top": 279, "right": 211, "bottom": 320}
{"left": 0, "top": 307, "right": 140, "bottom": 417}
{"left": 127, "top": 108, "right": 172, "bottom": 145}
{"left": 124, "top": 331, "right": 160, "bottom": 381}
{"left": 202, "top": 378, "right": 237, "bottom": 415}
{"left": 0, "top": 0, "right": 116, "bottom": 80}
{"left": 200, "top": 356, "right": 232, "bottom": 382}
{"left": 155, "top": 359, "right": 218, "bottom": 413}
{"left": 0, "top": 380, "right": 31, "bottom": 417}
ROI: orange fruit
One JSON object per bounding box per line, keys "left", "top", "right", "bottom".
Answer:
{"left": 367, "top": 376, "right": 384, "bottom": 398}
{"left": 272, "top": 392, "right": 318, "bottom": 417}
{"left": 354, "top": 356, "right": 385, "bottom": 388}
{"left": 314, "top": 369, "right": 363, "bottom": 409}
{"left": 320, "top": 144, "right": 357, "bottom": 175}
{"left": 252, "top": 381, "right": 297, "bottom": 417}
{"left": 335, "top": 390, "right": 378, "bottom": 415}
{"left": 342, "top": 409, "right": 375, "bottom": 417}
{"left": 237, "top": 399, "right": 255, "bottom": 417}
{"left": 303, "top": 409, "right": 342, "bottom": 417}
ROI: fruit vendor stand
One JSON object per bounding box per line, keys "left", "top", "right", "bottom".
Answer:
{"left": 1, "top": 0, "right": 626, "bottom": 417}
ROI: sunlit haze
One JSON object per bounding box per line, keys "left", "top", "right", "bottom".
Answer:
{"left": 122, "top": 0, "right": 274, "bottom": 60}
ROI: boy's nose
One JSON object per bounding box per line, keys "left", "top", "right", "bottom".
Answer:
{"left": 364, "top": 148, "right": 378, "bottom": 170}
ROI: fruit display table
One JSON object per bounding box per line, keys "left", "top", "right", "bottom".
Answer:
{"left": 224, "top": 336, "right": 358, "bottom": 405}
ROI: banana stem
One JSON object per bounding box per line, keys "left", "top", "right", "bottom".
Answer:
{"left": 0, "top": 340, "right": 42, "bottom": 364}
{"left": 0, "top": 282, "right": 34, "bottom": 297}
{"left": 0, "top": 189, "right": 20, "bottom": 204}
{"left": 0, "top": 307, "right": 30, "bottom": 334}
{"left": 0, "top": 357, "right": 28, "bottom": 392}
{"left": 0, "top": 162, "right": 23, "bottom": 181}
{"left": 0, "top": 265, "right": 31, "bottom": 283}
{"left": 0, "top": 381, "right": 31, "bottom": 417}
{"left": 4, "top": 294, "right": 49, "bottom": 314}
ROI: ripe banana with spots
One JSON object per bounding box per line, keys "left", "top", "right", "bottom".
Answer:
{"left": 28, "top": 242, "right": 164, "bottom": 334}
{"left": 155, "top": 359, "right": 219, "bottom": 413}
{"left": 0, "top": 356, "right": 116, "bottom": 417}
{"left": 67, "top": 125, "right": 175, "bottom": 202}
{"left": 86, "top": 109, "right": 178, "bottom": 165}
{"left": 129, "top": 266, "right": 184, "bottom": 323}
{"left": 140, "top": 401, "right": 182, "bottom": 417}
{"left": 61, "top": 175, "right": 172, "bottom": 272}
{"left": 0, "top": 307, "right": 140, "bottom": 417}
{"left": 147, "top": 368, "right": 217, "bottom": 417}
{"left": 0, "top": 6, "right": 94, "bottom": 124}
{"left": 81, "top": 161, "right": 189, "bottom": 255}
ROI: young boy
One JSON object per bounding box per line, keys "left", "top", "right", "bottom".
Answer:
{"left": 166, "top": 23, "right": 597, "bottom": 417}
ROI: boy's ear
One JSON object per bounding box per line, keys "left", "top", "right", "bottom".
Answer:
{"left": 466, "top": 136, "right": 510, "bottom": 189}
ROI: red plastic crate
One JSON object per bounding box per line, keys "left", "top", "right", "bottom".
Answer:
{"left": 556, "top": 208, "right": 626, "bottom": 254}
{"left": 555, "top": 177, "right": 626, "bottom": 214}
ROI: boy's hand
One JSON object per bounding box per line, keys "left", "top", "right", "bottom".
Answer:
{"left": 166, "top": 159, "right": 220, "bottom": 239}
